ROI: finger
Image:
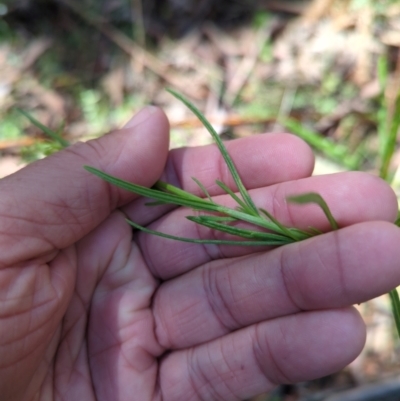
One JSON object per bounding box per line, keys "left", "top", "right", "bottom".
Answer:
{"left": 122, "top": 133, "right": 314, "bottom": 225}
{"left": 0, "top": 107, "right": 169, "bottom": 266}
{"left": 139, "top": 172, "right": 397, "bottom": 279}
{"left": 153, "top": 221, "right": 400, "bottom": 349}
{"left": 158, "top": 308, "right": 365, "bottom": 401}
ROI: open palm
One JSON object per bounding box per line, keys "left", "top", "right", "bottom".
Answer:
{"left": 1, "top": 107, "right": 400, "bottom": 401}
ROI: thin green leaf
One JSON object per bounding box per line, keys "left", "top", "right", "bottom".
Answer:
{"left": 85, "top": 165, "right": 296, "bottom": 237}
{"left": 18, "top": 108, "right": 70, "bottom": 148}
{"left": 167, "top": 88, "right": 260, "bottom": 216}
{"left": 395, "top": 211, "right": 400, "bottom": 227}
{"left": 192, "top": 177, "right": 214, "bottom": 202}
{"left": 287, "top": 192, "right": 338, "bottom": 230}
{"left": 145, "top": 201, "right": 168, "bottom": 206}
{"left": 282, "top": 118, "right": 361, "bottom": 170}
{"left": 259, "top": 208, "right": 301, "bottom": 241}
{"left": 215, "top": 180, "right": 250, "bottom": 212}
{"left": 389, "top": 289, "right": 400, "bottom": 338}
{"left": 187, "top": 215, "right": 292, "bottom": 243}
{"left": 154, "top": 180, "right": 206, "bottom": 202}
{"left": 126, "top": 219, "right": 287, "bottom": 246}
{"left": 380, "top": 94, "right": 400, "bottom": 180}
{"left": 84, "top": 166, "right": 219, "bottom": 212}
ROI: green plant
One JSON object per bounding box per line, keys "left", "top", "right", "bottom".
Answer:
{"left": 86, "top": 89, "right": 337, "bottom": 247}
{"left": 375, "top": 56, "right": 400, "bottom": 338}
{"left": 20, "top": 88, "right": 400, "bottom": 338}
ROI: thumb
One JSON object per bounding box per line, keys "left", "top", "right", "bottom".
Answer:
{"left": 0, "top": 106, "right": 169, "bottom": 266}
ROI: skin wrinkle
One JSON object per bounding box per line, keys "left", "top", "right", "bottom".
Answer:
{"left": 191, "top": 346, "right": 221, "bottom": 401}
{"left": 186, "top": 348, "right": 209, "bottom": 401}
{"left": 207, "top": 345, "right": 237, "bottom": 401}
{"left": 153, "top": 293, "right": 175, "bottom": 350}
{"left": 64, "top": 141, "right": 118, "bottom": 212}
{"left": 0, "top": 322, "right": 53, "bottom": 372}
{"left": 0, "top": 278, "right": 59, "bottom": 345}
{"left": 213, "top": 264, "right": 243, "bottom": 331}
{"left": 201, "top": 263, "right": 236, "bottom": 334}
{"left": 331, "top": 230, "right": 349, "bottom": 303}
{"left": 253, "top": 323, "right": 290, "bottom": 386}
{"left": 278, "top": 245, "right": 307, "bottom": 312}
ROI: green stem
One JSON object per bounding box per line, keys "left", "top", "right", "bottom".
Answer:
{"left": 389, "top": 289, "right": 400, "bottom": 338}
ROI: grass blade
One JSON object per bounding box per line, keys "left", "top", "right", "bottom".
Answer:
{"left": 18, "top": 108, "right": 70, "bottom": 148}
{"left": 259, "top": 208, "right": 303, "bottom": 241}
{"left": 282, "top": 118, "right": 362, "bottom": 170}
{"left": 167, "top": 88, "right": 260, "bottom": 216}
{"left": 192, "top": 177, "right": 214, "bottom": 202}
{"left": 85, "top": 166, "right": 219, "bottom": 212}
{"left": 287, "top": 192, "right": 338, "bottom": 230}
{"left": 389, "top": 289, "right": 400, "bottom": 338}
{"left": 215, "top": 180, "right": 250, "bottom": 211}
{"left": 187, "top": 215, "right": 292, "bottom": 243}
{"left": 126, "top": 219, "right": 287, "bottom": 246}
{"left": 380, "top": 94, "right": 400, "bottom": 180}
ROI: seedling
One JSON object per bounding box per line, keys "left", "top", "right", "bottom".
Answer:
{"left": 20, "top": 88, "right": 400, "bottom": 338}
{"left": 85, "top": 89, "right": 338, "bottom": 247}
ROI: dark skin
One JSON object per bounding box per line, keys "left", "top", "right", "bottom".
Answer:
{"left": 1, "top": 106, "right": 400, "bottom": 401}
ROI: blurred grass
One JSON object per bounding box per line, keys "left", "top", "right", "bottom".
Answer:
{"left": 0, "top": 0, "right": 397, "bottom": 170}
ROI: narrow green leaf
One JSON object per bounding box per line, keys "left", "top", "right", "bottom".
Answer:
{"left": 18, "top": 108, "right": 70, "bottom": 148}
{"left": 380, "top": 94, "right": 400, "bottom": 180}
{"left": 192, "top": 177, "right": 214, "bottom": 202}
{"left": 145, "top": 201, "right": 168, "bottom": 206}
{"left": 126, "top": 219, "right": 287, "bottom": 246}
{"left": 187, "top": 215, "right": 292, "bottom": 243}
{"left": 395, "top": 211, "right": 400, "bottom": 227}
{"left": 85, "top": 165, "right": 301, "bottom": 238}
{"left": 84, "top": 166, "right": 219, "bottom": 212}
{"left": 287, "top": 192, "right": 338, "bottom": 230}
{"left": 167, "top": 88, "right": 260, "bottom": 216}
{"left": 215, "top": 180, "right": 250, "bottom": 212}
{"left": 153, "top": 180, "right": 206, "bottom": 202}
{"left": 282, "top": 118, "right": 361, "bottom": 170}
{"left": 389, "top": 289, "right": 400, "bottom": 338}
{"left": 259, "top": 208, "right": 301, "bottom": 241}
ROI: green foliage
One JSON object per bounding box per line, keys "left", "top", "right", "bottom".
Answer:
{"left": 85, "top": 90, "right": 339, "bottom": 247}
{"left": 18, "top": 109, "right": 69, "bottom": 147}
{"left": 282, "top": 118, "right": 362, "bottom": 170}
{"left": 0, "top": 111, "right": 24, "bottom": 140}
{"left": 20, "top": 87, "right": 400, "bottom": 340}
{"left": 287, "top": 193, "right": 339, "bottom": 230}
{"left": 376, "top": 56, "right": 400, "bottom": 181}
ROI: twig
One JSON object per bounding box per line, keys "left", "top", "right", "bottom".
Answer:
{"left": 59, "top": 0, "right": 203, "bottom": 99}
{"left": 169, "top": 115, "right": 274, "bottom": 129}
{"left": 0, "top": 137, "right": 37, "bottom": 150}
{"left": 224, "top": 25, "right": 272, "bottom": 106}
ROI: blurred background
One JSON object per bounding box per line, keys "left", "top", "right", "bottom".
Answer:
{"left": 1, "top": 0, "right": 400, "bottom": 400}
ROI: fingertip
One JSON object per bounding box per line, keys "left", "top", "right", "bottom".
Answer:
{"left": 123, "top": 106, "right": 160, "bottom": 128}
{"left": 271, "top": 133, "right": 315, "bottom": 179}
{"left": 333, "top": 171, "right": 399, "bottom": 225}
{"left": 267, "top": 308, "right": 366, "bottom": 383}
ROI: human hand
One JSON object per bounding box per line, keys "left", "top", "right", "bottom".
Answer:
{"left": 1, "top": 106, "right": 400, "bottom": 401}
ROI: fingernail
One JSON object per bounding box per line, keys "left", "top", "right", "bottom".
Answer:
{"left": 123, "top": 106, "right": 158, "bottom": 128}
